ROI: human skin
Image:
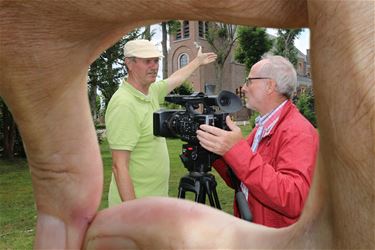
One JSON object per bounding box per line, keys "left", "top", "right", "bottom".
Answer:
{"left": 0, "top": 0, "right": 373, "bottom": 249}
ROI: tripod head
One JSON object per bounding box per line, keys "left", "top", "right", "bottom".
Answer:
{"left": 179, "top": 143, "right": 219, "bottom": 173}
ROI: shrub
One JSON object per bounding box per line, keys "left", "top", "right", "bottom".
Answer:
{"left": 95, "top": 124, "right": 106, "bottom": 130}
{"left": 170, "top": 80, "right": 194, "bottom": 95}
{"left": 248, "top": 111, "right": 259, "bottom": 129}
{"left": 294, "top": 89, "right": 317, "bottom": 127}
{"left": 161, "top": 80, "right": 194, "bottom": 109}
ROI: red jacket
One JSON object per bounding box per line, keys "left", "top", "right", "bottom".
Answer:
{"left": 213, "top": 100, "right": 319, "bottom": 228}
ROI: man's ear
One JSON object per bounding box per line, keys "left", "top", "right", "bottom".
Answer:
{"left": 124, "top": 57, "right": 135, "bottom": 70}
{"left": 267, "top": 79, "right": 277, "bottom": 94}
{"left": 124, "top": 58, "right": 133, "bottom": 71}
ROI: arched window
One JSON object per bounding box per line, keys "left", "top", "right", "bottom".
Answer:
{"left": 178, "top": 53, "right": 189, "bottom": 68}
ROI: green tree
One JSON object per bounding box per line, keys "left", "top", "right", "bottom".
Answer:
{"left": 162, "top": 81, "right": 194, "bottom": 109}
{"left": 0, "top": 99, "right": 14, "bottom": 159}
{"left": 142, "top": 25, "right": 154, "bottom": 41}
{"left": 206, "top": 23, "right": 238, "bottom": 92}
{"left": 0, "top": 98, "right": 25, "bottom": 159}
{"left": 88, "top": 30, "right": 140, "bottom": 118}
{"left": 273, "top": 29, "right": 303, "bottom": 66}
{"left": 234, "top": 26, "right": 273, "bottom": 73}
{"left": 171, "top": 80, "right": 194, "bottom": 95}
{"left": 161, "top": 21, "right": 180, "bottom": 78}
{"left": 294, "top": 88, "right": 317, "bottom": 127}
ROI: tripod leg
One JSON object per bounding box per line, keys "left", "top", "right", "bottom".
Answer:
{"left": 211, "top": 186, "right": 221, "bottom": 210}
{"left": 177, "top": 187, "right": 186, "bottom": 199}
{"left": 196, "top": 181, "right": 206, "bottom": 204}
{"left": 204, "top": 176, "right": 221, "bottom": 209}
{"left": 204, "top": 180, "right": 216, "bottom": 207}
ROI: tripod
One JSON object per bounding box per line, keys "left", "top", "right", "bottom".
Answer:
{"left": 177, "top": 143, "right": 221, "bottom": 209}
{"left": 178, "top": 171, "right": 221, "bottom": 209}
{"left": 176, "top": 143, "right": 252, "bottom": 221}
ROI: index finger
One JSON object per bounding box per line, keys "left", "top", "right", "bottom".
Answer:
{"left": 199, "top": 124, "right": 225, "bottom": 135}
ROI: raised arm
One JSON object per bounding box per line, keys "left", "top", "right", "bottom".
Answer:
{"left": 166, "top": 47, "right": 217, "bottom": 93}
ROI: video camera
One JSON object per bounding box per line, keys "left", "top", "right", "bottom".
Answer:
{"left": 153, "top": 90, "right": 251, "bottom": 221}
{"left": 153, "top": 90, "right": 242, "bottom": 144}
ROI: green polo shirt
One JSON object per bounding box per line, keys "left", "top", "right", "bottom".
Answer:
{"left": 105, "top": 79, "right": 170, "bottom": 206}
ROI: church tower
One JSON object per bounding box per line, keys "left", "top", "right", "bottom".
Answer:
{"left": 168, "top": 21, "right": 218, "bottom": 93}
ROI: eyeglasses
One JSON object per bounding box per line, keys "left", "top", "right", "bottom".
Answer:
{"left": 244, "top": 77, "right": 272, "bottom": 87}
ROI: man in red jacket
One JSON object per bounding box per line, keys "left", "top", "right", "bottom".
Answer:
{"left": 196, "top": 55, "right": 319, "bottom": 228}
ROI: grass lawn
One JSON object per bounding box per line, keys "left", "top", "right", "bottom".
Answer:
{"left": 0, "top": 125, "right": 252, "bottom": 249}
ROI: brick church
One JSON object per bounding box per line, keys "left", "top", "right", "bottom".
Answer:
{"left": 167, "top": 20, "right": 312, "bottom": 93}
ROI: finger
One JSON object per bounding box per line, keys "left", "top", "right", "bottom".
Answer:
{"left": 226, "top": 115, "right": 238, "bottom": 131}
{"left": 84, "top": 197, "right": 282, "bottom": 249}
{"left": 199, "top": 124, "right": 225, "bottom": 135}
{"left": 207, "top": 53, "right": 217, "bottom": 61}
{"left": 196, "top": 130, "right": 216, "bottom": 144}
{"left": 196, "top": 134, "right": 217, "bottom": 152}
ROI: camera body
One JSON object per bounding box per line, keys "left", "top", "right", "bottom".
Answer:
{"left": 153, "top": 91, "right": 242, "bottom": 173}
{"left": 153, "top": 91, "right": 239, "bottom": 144}
{"left": 153, "top": 110, "right": 228, "bottom": 144}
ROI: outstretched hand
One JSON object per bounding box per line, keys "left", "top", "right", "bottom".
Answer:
{"left": 166, "top": 45, "right": 217, "bottom": 92}
{"left": 196, "top": 46, "right": 218, "bottom": 65}
{"left": 197, "top": 115, "right": 244, "bottom": 156}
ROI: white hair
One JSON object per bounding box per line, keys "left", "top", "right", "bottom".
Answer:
{"left": 259, "top": 55, "right": 297, "bottom": 99}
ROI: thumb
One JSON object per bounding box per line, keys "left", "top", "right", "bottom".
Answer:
{"left": 198, "top": 46, "right": 202, "bottom": 55}
{"left": 225, "top": 115, "right": 238, "bottom": 131}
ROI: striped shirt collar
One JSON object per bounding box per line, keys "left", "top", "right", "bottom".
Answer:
{"left": 255, "top": 100, "right": 288, "bottom": 127}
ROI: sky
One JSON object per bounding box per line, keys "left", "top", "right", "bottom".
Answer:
{"left": 266, "top": 28, "right": 310, "bottom": 53}
{"left": 294, "top": 29, "right": 310, "bottom": 53}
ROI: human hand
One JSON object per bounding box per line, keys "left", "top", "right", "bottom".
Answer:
{"left": 82, "top": 197, "right": 280, "bottom": 249}
{"left": 196, "top": 46, "right": 217, "bottom": 65}
{"left": 196, "top": 115, "right": 243, "bottom": 156}
{"left": 2, "top": 0, "right": 374, "bottom": 249}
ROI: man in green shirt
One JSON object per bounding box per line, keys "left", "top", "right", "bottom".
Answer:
{"left": 106, "top": 39, "right": 217, "bottom": 206}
